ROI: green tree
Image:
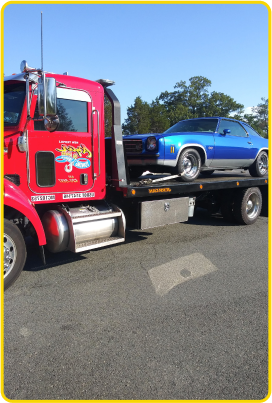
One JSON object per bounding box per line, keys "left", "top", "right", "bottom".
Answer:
{"left": 232, "top": 98, "right": 268, "bottom": 138}
{"left": 157, "top": 76, "right": 243, "bottom": 124}
{"left": 203, "top": 92, "right": 244, "bottom": 117}
{"left": 122, "top": 76, "right": 246, "bottom": 135}
{"left": 187, "top": 76, "right": 211, "bottom": 116}
{"left": 158, "top": 79, "right": 191, "bottom": 126}
{"left": 104, "top": 95, "right": 112, "bottom": 137}
{"left": 57, "top": 101, "right": 75, "bottom": 132}
{"left": 122, "top": 97, "right": 151, "bottom": 135}
{"left": 252, "top": 98, "right": 268, "bottom": 138}
{"left": 148, "top": 99, "right": 169, "bottom": 133}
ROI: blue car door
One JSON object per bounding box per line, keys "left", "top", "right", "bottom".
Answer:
{"left": 210, "top": 119, "right": 254, "bottom": 168}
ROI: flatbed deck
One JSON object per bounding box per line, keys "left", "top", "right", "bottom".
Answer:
{"left": 124, "top": 170, "right": 268, "bottom": 198}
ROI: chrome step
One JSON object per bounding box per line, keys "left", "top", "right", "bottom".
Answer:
{"left": 76, "top": 236, "right": 125, "bottom": 253}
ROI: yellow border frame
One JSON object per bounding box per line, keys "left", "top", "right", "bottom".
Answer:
{"left": 0, "top": 0, "right": 272, "bottom": 403}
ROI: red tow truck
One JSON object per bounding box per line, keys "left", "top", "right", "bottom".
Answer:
{"left": 4, "top": 61, "right": 268, "bottom": 290}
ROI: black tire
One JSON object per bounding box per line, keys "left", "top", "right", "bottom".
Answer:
{"left": 201, "top": 170, "right": 215, "bottom": 177}
{"left": 233, "top": 187, "right": 262, "bottom": 225}
{"left": 4, "top": 219, "right": 27, "bottom": 290}
{"left": 249, "top": 151, "right": 268, "bottom": 177}
{"left": 220, "top": 190, "right": 236, "bottom": 222}
{"left": 177, "top": 148, "right": 201, "bottom": 182}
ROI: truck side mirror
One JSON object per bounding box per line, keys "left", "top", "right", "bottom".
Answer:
{"left": 38, "top": 73, "right": 58, "bottom": 132}
{"left": 38, "top": 75, "right": 57, "bottom": 117}
{"left": 44, "top": 116, "right": 60, "bottom": 132}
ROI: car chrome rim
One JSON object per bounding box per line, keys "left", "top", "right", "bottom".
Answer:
{"left": 258, "top": 153, "right": 268, "bottom": 175}
{"left": 246, "top": 193, "right": 260, "bottom": 219}
{"left": 4, "top": 233, "right": 17, "bottom": 278}
{"left": 182, "top": 154, "right": 198, "bottom": 178}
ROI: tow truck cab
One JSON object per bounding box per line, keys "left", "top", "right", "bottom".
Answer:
{"left": 4, "top": 71, "right": 107, "bottom": 202}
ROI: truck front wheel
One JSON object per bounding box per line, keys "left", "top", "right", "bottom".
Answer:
{"left": 233, "top": 187, "right": 262, "bottom": 225}
{"left": 4, "top": 219, "right": 27, "bottom": 290}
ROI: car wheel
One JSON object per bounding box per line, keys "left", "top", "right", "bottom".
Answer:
{"left": 249, "top": 151, "right": 268, "bottom": 177}
{"left": 177, "top": 148, "right": 201, "bottom": 182}
{"left": 201, "top": 170, "right": 215, "bottom": 177}
{"left": 233, "top": 187, "right": 262, "bottom": 225}
{"left": 4, "top": 219, "right": 26, "bottom": 290}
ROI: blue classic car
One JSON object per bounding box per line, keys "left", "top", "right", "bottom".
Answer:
{"left": 123, "top": 117, "right": 268, "bottom": 182}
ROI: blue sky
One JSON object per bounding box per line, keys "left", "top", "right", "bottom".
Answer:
{"left": 3, "top": 3, "right": 269, "bottom": 123}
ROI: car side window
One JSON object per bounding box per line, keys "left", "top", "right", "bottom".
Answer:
{"left": 218, "top": 120, "right": 247, "bottom": 137}
{"left": 243, "top": 124, "right": 261, "bottom": 137}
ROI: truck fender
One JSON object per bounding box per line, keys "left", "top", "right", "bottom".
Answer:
{"left": 4, "top": 179, "right": 46, "bottom": 245}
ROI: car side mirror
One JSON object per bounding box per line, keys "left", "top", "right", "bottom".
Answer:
{"left": 223, "top": 129, "right": 231, "bottom": 135}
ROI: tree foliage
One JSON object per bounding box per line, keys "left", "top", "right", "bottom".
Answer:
{"left": 120, "top": 76, "right": 266, "bottom": 138}
{"left": 57, "top": 101, "right": 76, "bottom": 132}
{"left": 233, "top": 98, "right": 268, "bottom": 138}
{"left": 102, "top": 76, "right": 267, "bottom": 138}
{"left": 122, "top": 97, "right": 151, "bottom": 135}
{"left": 104, "top": 95, "right": 112, "bottom": 138}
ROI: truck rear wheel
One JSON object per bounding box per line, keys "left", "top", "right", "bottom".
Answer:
{"left": 233, "top": 187, "right": 262, "bottom": 225}
{"left": 4, "top": 219, "right": 26, "bottom": 290}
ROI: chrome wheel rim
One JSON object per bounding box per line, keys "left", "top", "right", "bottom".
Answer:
{"left": 258, "top": 153, "right": 268, "bottom": 175}
{"left": 246, "top": 193, "right": 260, "bottom": 219}
{"left": 4, "top": 233, "right": 17, "bottom": 278}
{"left": 182, "top": 154, "right": 198, "bottom": 178}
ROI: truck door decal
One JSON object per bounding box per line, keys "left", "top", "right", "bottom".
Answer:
{"left": 55, "top": 143, "right": 92, "bottom": 171}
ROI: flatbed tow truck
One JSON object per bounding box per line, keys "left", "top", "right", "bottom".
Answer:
{"left": 4, "top": 61, "right": 268, "bottom": 290}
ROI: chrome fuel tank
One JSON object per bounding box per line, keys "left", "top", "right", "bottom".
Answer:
{"left": 42, "top": 202, "right": 126, "bottom": 253}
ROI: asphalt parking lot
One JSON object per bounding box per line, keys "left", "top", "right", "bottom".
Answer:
{"left": 4, "top": 209, "right": 269, "bottom": 400}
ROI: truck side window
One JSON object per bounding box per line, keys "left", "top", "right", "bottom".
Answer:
{"left": 36, "top": 151, "right": 56, "bottom": 187}
{"left": 34, "top": 98, "right": 88, "bottom": 132}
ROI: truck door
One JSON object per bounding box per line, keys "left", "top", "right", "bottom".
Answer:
{"left": 28, "top": 87, "right": 96, "bottom": 196}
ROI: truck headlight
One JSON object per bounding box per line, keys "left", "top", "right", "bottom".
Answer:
{"left": 146, "top": 137, "right": 157, "bottom": 151}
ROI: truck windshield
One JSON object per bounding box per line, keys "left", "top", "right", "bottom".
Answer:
{"left": 164, "top": 118, "right": 218, "bottom": 133}
{"left": 4, "top": 82, "right": 26, "bottom": 126}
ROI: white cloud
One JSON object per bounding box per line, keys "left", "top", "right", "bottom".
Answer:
{"left": 243, "top": 106, "right": 255, "bottom": 115}
{"left": 229, "top": 106, "right": 257, "bottom": 117}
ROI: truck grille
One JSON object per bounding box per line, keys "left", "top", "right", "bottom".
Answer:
{"left": 123, "top": 139, "right": 143, "bottom": 154}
